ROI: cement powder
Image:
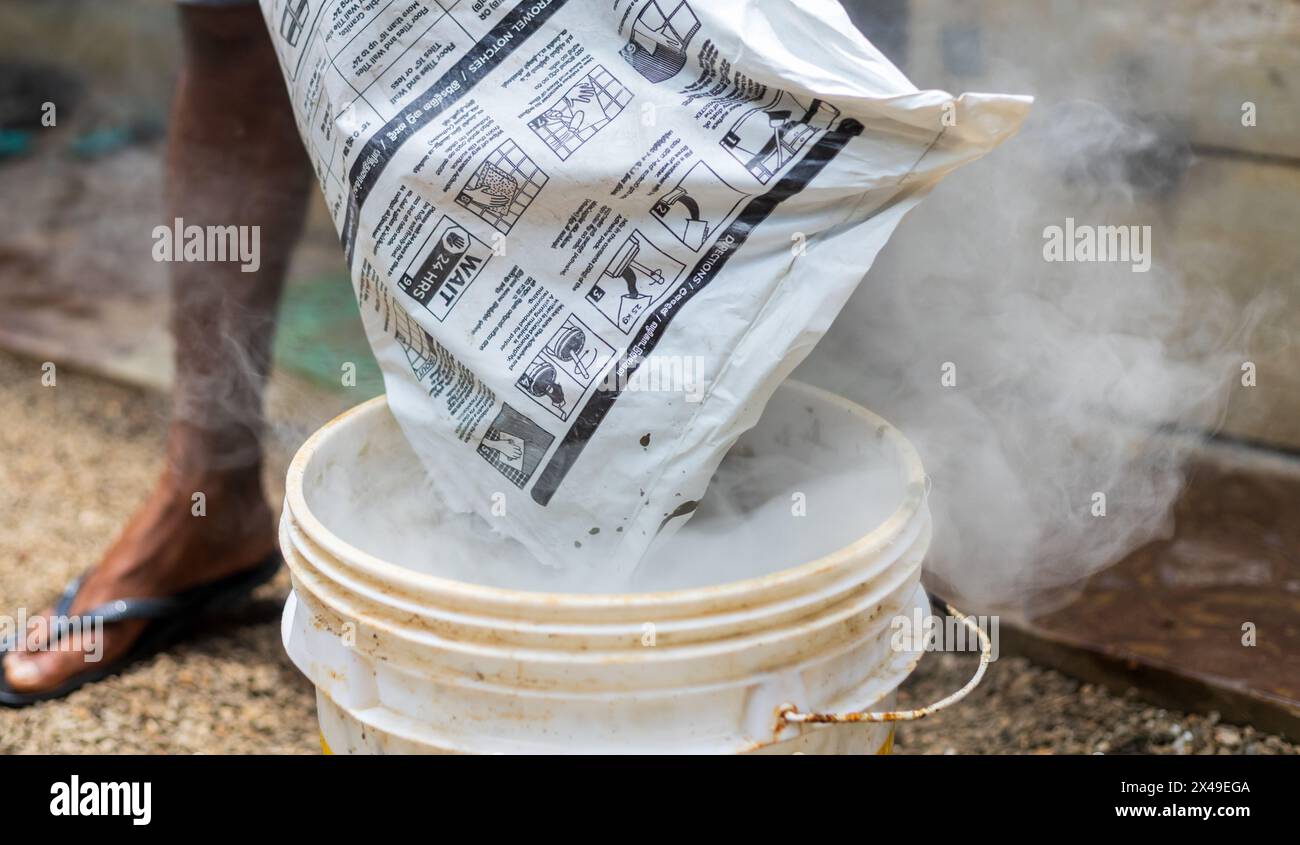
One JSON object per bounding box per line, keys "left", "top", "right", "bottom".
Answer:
{"left": 321, "top": 407, "right": 903, "bottom": 593}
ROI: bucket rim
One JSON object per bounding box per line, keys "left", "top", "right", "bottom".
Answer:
{"left": 284, "top": 379, "right": 928, "bottom": 611}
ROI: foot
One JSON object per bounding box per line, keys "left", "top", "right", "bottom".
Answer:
{"left": 2, "top": 468, "right": 277, "bottom": 695}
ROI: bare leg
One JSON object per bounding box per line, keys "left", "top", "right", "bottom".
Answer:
{"left": 4, "top": 4, "right": 311, "bottom": 693}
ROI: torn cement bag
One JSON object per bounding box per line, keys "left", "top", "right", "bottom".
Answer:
{"left": 261, "top": 0, "right": 1030, "bottom": 584}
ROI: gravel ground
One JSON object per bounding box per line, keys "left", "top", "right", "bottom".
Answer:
{"left": 0, "top": 352, "right": 319, "bottom": 754}
{"left": 1, "top": 350, "right": 1296, "bottom": 755}
{"left": 895, "top": 653, "right": 1296, "bottom": 755}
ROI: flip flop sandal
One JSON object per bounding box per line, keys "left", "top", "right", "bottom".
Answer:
{"left": 0, "top": 552, "right": 282, "bottom": 707}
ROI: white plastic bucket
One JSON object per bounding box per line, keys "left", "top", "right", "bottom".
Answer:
{"left": 279, "top": 380, "right": 964, "bottom": 754}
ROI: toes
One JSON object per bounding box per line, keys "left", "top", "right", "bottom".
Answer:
{"left": 2, "top": 652, "right": 39, "bottom": 687}
{"left": 2, "top": 618, "right": 144, "bottom": 694}
{"left": 3, "top": 649, "right": 64, "bottom": 693}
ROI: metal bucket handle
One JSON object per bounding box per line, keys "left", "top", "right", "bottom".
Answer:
{"left": 776, "top": 603, "right": 991, "bottom": 728}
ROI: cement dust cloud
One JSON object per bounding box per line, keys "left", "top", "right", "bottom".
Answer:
{"left": 798, "top": 98, "right": 1257, "bottom": 617}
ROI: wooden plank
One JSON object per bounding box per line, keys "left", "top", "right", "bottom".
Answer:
{"left": 991, "top": 442, "right": 1300, "bottom": 740}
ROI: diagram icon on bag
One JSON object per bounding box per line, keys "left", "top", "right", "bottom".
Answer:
{"left": 621, "top": 1, "right": 701, "bottom": 83}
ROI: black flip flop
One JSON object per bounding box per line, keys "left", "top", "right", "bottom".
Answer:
{"left": 0, "top": 552, "right": 282, "bottom": 707}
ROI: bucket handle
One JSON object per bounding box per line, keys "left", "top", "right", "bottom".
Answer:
{"left": 776, "top": 603, "right": 990, "bottom": 728}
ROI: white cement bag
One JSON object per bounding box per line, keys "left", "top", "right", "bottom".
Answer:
{"left": 261, "top": 0, "right": 1029, "bottom": 583}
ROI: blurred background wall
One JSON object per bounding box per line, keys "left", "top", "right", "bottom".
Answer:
{"left": 0, "top": 0, "right": 376, "bottom": 396}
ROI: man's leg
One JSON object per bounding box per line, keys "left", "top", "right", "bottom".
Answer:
{"left": 3, "top": 3, "right": 311, "bottom": 692}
